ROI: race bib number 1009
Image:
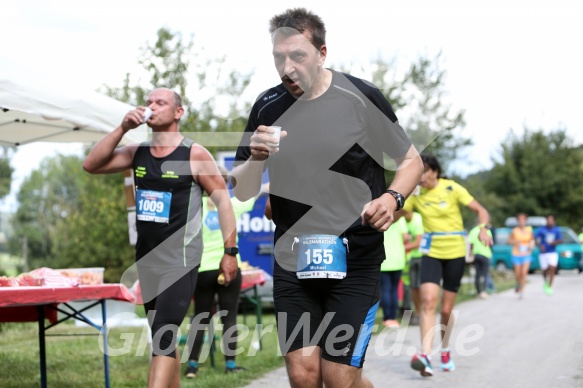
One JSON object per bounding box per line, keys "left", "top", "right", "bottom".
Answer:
{"left": 136, "top": 189, "right": 172, "bottom": 223}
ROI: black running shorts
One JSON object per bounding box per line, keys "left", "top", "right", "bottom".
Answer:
{"left": 420, "top": 256, "right": 466, "bottom": 292}
{"left": 273, "top": 260, "right": 381, "bottom": 368}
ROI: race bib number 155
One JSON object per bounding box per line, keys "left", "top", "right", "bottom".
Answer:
{"left": 296, "top": 234, "right": 347, "bottom": 279}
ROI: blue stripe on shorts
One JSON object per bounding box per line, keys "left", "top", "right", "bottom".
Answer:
{"left": 350, "top": 301, "right": 379, "bottom": 367}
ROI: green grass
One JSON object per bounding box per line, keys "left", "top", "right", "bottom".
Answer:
{"left": 0, "top": 271, "right": 514, "bottom": 387}
{"left": 0, "top": 311, "right": 283, "bottom": 388}
{"left": 177, "top": 312, "right": 284, "bottom": 388}
{"left": 455, "top": 269, "right": 516, "bottom": 304}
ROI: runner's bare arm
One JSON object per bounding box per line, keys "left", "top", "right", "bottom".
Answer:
{"left": 232, "top": 126, "right": 286, "bottom": 201}
{"left": 467, "top": 200, "right": 493, "bottom": 247}
{"left": 83, "top": 108, "right": 147, "bottom": 174}
{"left": 361, "top": 145, "right": 423, "bottom": 232}
{"left": 190, "top": 145, "right": 238, "bottom": 284}
{"left": 405, "top": 234, "right": 422, "bottom": 253}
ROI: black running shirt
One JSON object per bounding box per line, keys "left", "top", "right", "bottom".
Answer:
{"left": 133, "top": 137, "right": 203, "bottom": 269}
{"left": 235, "top": 70, "right": 411, "bottom": 265}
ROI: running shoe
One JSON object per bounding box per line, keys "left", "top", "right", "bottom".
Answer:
{"left": 544, "top": 283, "right": 554, "bottom": 296}
{"left": 185, "top": 364, "right": 198, "bottom": 379}
{"left": 440, "top": 349, "right": 455, "bottom": 372}
{"left": 411, "top": 353, "right": 433, "bottom": 377}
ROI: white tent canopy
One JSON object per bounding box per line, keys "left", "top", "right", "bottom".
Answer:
{"left": 0, "top": 56, "right": 147, "bottom": 146}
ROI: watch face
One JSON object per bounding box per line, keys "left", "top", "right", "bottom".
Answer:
{"left": 397, "top": 195, "right": 404, "bottom": 207}
{"left": 225, "top": 247, "right": 238, "bottom": 255}
{"left": 387, "top": 190, "right": 404, "bottom": 210}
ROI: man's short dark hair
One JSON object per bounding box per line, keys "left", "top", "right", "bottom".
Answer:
{"left": 269, "top": 8, "right": 326, "bottom": 49}
{"left": 421, "top": 153, "right": 443, "bottom": 178}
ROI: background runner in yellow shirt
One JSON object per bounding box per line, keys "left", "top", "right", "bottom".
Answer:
{"left": 404, "top": 154, "right": 493, "bottom": 377}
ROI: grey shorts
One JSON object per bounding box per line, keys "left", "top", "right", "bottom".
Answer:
{"left": 409, "top": 257, "right": 422, "bottom": 288}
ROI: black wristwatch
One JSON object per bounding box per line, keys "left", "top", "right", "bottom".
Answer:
{"left": 385, "top": 189, "right": 405, "bottom": 211}
{"left": 224, "top": 247, "right": 239, "bottom": 256}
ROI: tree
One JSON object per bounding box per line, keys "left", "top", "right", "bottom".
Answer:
{"left": 366, "top": 52, "right": 469, "bottom": 170}
{"left": 0, "top": 146, "right": 14, "bottom": 203}
{"left": 51, "top": 164, "right": 135, "bottom": 282}
{"left": 455, "top": 170, "right": 506, "bottom": 228}
{"left": 9, "top": 155, "right": 84, "bottom": 267}
{"left": 9, "top": 153, "right": 134, "bottom": 282}
{"left": 485, "top": 128, "right": 583, "bottom": 228}
{"left": 101, "top": 27, "right": 253, "bottom": 155}
{"left": 340, "top": 53, "right": 467, "bottom": 181}
{"left": 101, "top": 28, "right": 194, "bottom": 107}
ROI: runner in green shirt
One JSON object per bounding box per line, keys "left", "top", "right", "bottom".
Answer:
{"left": 380, "top": 217, "right": 408, "bottom": 329}
{"left": 185, "top": 167, "right": 267, "bottom": 377}
{"left": 402, "top": 212, "right": 424, "bottom": 325}
{"left": 468, "top": 224, "right": 493, "bottom": 299}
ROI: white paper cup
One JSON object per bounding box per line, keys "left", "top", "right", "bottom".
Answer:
{"left": 143, "top": 107, "right": 152, "bottom": 123}
{"left": 267, "top": 126, "right": 281, "bottom": 146}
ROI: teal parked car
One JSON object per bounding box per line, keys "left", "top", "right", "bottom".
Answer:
{"left": 491, "top": 226, "right": 583, "bottom": 273}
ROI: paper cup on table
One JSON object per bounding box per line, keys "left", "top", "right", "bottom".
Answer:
{"left": 267, "top": 126, "right": 281, "bottom": 147}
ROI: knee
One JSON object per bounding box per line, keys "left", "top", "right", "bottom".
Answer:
{"left": 421, "top": 294, "right": 437, "bottom": 311}
{"left": 285, "top": 355, "right": 321, "bottom": 385}
{"left": 440, "top": 306, "right": 452, "bottom": 318}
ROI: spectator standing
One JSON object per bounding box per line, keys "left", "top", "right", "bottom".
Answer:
{"left": 401, "top": 211, "right": 424, "bottom": 325}
{"left": 380, "top": 217, "right": 409, "bottom": 329}
{"left": 468, "top": 223, "right": 494, "bottom": 299}
{"left": 184, "top": 167, "right": 266, "bottom": 377}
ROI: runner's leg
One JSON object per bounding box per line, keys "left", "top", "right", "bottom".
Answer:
{"left": 322, "top": 360, "right": 373, "bottom": 388}
{"left": 440, "top": 257, "right": 466, "bottom": 349}
{"left": 419, "top": 256, "right": 443, "bottom": 354}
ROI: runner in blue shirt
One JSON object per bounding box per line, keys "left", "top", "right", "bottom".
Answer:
{"left": 535, "top": 214, "right": 562, "bottom": 295}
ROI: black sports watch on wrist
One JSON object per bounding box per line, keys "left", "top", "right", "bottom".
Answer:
{"left": 224, "top": 247, "right": 239, "bottom": 256}
{"left": 385, "top": 189, "right": 405, "bottom": 211}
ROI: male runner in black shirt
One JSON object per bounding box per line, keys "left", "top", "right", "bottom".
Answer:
{"left": 84, "top": 88, "right": 238, "bottom": 387}
{"left": 232, "top": 8, "right": 423, "bottom": 388}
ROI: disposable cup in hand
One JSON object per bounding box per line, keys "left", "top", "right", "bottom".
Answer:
{"left": 143, "top": 107, "right": 152, "bottom": 123}
{"left": 267, "top": 126, "right": 281, "bottom": 147}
